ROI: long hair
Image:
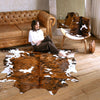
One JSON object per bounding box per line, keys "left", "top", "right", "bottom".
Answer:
{"left": 31, "top": 20, "right": 39, "bottom": 31}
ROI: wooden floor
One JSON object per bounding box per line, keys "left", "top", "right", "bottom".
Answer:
{"left": 0, "top": 36, "right": 100, "bottom": 100}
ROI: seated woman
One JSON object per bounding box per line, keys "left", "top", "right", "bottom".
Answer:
{"left": 28, "top": 20, "right": 67, "bottom": 58}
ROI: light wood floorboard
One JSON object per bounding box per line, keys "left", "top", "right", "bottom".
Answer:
{"left": 0, "top": 36, "right": 100, "bottom": 100}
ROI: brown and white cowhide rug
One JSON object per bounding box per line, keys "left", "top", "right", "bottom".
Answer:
{"left": 0, "top": 49, "right": 78, "bottom": 95}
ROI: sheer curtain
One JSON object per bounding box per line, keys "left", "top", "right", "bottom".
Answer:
{"left": 91, "top": 0, "right": 100, "bottom": 38}
{"left": 85, "top": 0, "right": 92, "bottom": 18}
{"left": 85, "top": 0, "right": 100, "bottom": 39}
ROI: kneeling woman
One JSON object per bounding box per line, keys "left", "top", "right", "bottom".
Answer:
{"left": 28, "top": 20, "right": 66, "bottom": 57}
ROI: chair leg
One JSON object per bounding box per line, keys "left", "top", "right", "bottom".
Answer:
{"left": 84, "top": 39, "right": 87, "bottom": 53}
{"left": 61, "top": 36, "right": 66, "bottom": 49}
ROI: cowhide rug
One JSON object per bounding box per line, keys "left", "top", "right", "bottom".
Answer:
{"left": 0, "top": 49, "right": 78, "bottom": 95}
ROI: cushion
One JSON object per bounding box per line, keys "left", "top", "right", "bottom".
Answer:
{"left": 0, "top": 25, "right": 22, "bottom": 39}
{"left": 16, "top": 22, "right": 31, "bottom": 37}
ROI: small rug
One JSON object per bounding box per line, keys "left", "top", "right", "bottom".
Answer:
{"left": 0, "top": 49, "right": 78, "bottom": 95}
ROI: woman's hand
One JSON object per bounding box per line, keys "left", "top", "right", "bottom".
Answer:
{"left": 36, "top": 40, "right": 42, "bottom": 46}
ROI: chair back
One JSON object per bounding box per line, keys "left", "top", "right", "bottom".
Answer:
{"left": 70, "top": 16, "right": 90, "bottom": 37}
{"left": 64, "top": 12, "right": 79, "bottom": 26}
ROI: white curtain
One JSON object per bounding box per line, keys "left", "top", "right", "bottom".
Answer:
{"left": 85, "top": 0, "right": 92, "bottom": 18}
{"left": 91, "top": 0, "right": 100, "bottom": 39}
{"left": 85, "top": 0, "right": 100, "bottom": 39}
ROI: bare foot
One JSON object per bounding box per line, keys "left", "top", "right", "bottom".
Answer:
{"left": 58, "top": 50, "right": 67, "bottom": 58}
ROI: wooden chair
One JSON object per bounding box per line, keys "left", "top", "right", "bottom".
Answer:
{"left": 60, "top": 16, "right": 91, "bottom": 53}
{"left": 60, "top": 28, "right": 91, "bottom": 53}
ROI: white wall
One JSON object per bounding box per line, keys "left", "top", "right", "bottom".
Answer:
{"left": 0, "top": 0, "right": 49, "bottom": 12}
